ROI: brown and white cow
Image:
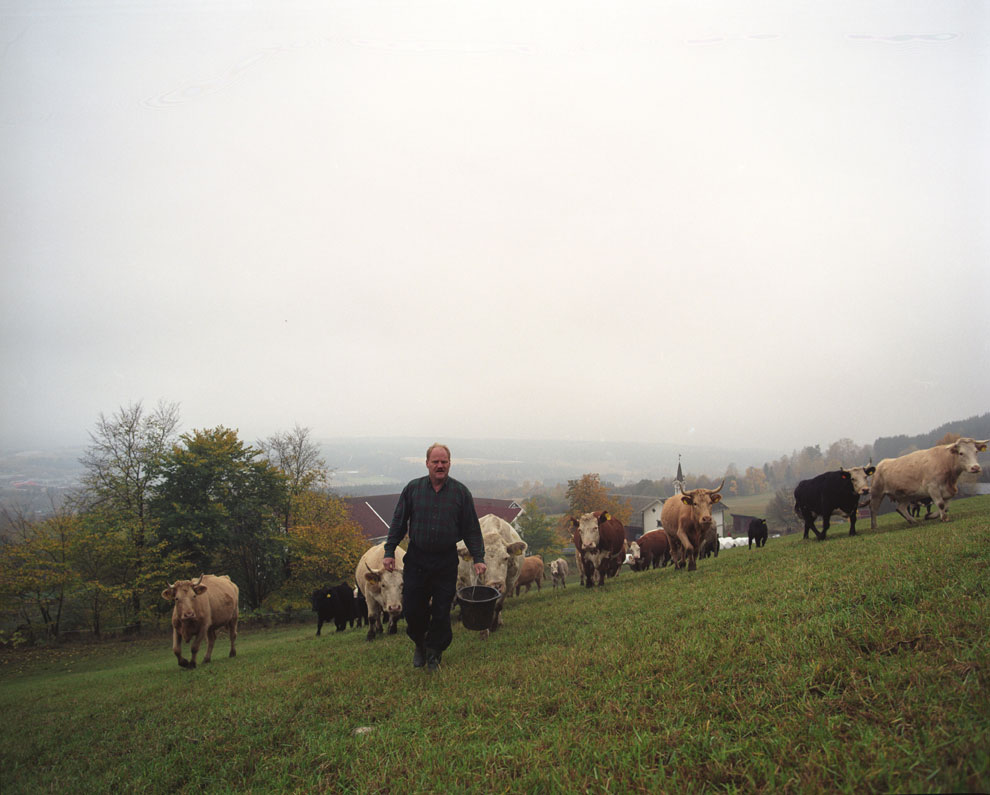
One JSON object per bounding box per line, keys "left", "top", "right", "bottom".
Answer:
{"left": 870, "top": 438, "right": 989, "bottom": 527}
{"left": 161, "top": 573, "right": 239, "bottom": 669}
{"left": 571, "top": 511, "right": 626, "bottom": 588}
{"left": 514, "top": 555, "right": 545, "bottom": 595}
{"left": 659, "top": 482, "right": 724, "bottom": 571}
{"left": 356, "top": 543, "right": 406, "bottom": 641}
{"left": 549, "top": 557, "right": 569, "bottom": 589}
{"left": 457, "top": 515, "right": 527, "bottom": 638}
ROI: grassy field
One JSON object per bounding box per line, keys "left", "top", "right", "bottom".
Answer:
{"left": 2, "top": 498, "right": 989, "bottom": 794}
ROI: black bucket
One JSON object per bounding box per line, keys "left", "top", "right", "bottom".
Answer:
{"left": 457, "top": 585, "right": 501, "bottom": 631}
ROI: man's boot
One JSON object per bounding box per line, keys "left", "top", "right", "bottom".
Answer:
{"left": 425, "top": 649, "right": 442, "bottom": 673}
{"left": 413, "top": 643, "right": 426, "bottom": 669}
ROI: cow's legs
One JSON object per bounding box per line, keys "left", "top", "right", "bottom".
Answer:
{"left": 202, "top": 627, "right": 217, "bottom": 663}
{"left": 172, "top": 628, "right": 191, "bottom": 668}
{"left": 316, "top": 616, "right": 324, "bottom": 636}
{"left": 228, "top": 618, "right": 237, "bottom": 657}
{"left": 928, "top": 487, "right": 951, "bottom": 522}
{"left": 366, "top": 604, "right": 382, "bottom": 641}
{"left": 893, "top": 501, "right": 918, "bottom": 525}
{"left": 675, "top": 528, "right": 695, "bottom": 570}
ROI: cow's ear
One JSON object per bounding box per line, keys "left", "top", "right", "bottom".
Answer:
{"left": 840, "top": 471, "right": 850, "bottom": 479}
{"left": 711, "top": 494, "right": 721, "bottom": 504}
{"left": 161, "top": 588, "right": 175, "bottom": 601}
{"left": 681, "top": 495, "right": 693, "bottom": 505}
{"left": 978, "top": 443, "right": 988, "bottom": 452}
{"left": 457, "top": 548, "right": 473, "bottom": 561}
{"left": 866, "top": 466, "right": 876, "bottom": 475}
{"left": 509, "top": 541, "right": 526, "bottom": 556}
{"left": 193, "top": 585, "right": 208, "bottom": 595}
{"left": 364, "top": 571, "right": 381, "bottom": 584}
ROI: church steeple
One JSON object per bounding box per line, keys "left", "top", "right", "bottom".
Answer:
{"left": 674, "top": 454, "right": 685, "bottom": 494}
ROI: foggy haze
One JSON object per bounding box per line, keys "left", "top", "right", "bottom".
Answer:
{"left": 2, "top": 1, "right": 988, "bottom": 454}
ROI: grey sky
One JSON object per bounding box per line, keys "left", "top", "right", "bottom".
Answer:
{"left": 2, "top": 0, "right": 988, "bottom": 454}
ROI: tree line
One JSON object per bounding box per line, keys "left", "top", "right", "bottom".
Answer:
{"left": 0, "top": 402, "right": 367, "bottom": 643}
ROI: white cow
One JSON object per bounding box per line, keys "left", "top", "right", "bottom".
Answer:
{"left": 456, "top": 514, "right": 527, "bottom": 638}
{"left": 870, "top": 438, "right": 989, "bottom": 527}
{"left": 356, "top": 543, "right": 405, "bottom": 641}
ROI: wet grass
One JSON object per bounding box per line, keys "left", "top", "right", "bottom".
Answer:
{"left": 1, "top": 497, "right": 988, "bottom": 793}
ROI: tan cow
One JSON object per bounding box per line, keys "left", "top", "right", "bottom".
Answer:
{"left": 161, "top": 574, "right": 239, "bottom": 669}
{"left": 659, "top": 482, "right": 724, "bottom": 571}
{"left": 456, "top": 520, "right": 526, "bottom": 639}
{"left": 356, "top": 543, "right": 406, "bottom": 641}
{"left": 514, "top": 555, "right": 545, "bottom": 595}
{"left": 549, "top": 557, "right": 569, "bottom": 589}
{"left": 870, "top": 438, "right": 989, "bottom": 527}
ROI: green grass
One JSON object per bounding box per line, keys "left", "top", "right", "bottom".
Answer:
{"left": 2, "top": 498, "right": 989, "bottom": 793}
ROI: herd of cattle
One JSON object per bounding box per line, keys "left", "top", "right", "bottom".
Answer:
{"left": 159, "top": 437, "right": 988, "bottom": 667}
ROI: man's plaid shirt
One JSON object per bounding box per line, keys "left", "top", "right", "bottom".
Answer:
{"left": 384, "top": 476, "right": 485, "bottom": 562}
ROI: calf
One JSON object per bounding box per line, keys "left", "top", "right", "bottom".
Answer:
{"left": 870, "top": 438, "right": 988, "bottom": 527}
{"left": 549, "top": 557, "right": 569, "bottom": 589}
{"left": 161, "top": 574, "right": 239, "bottom": 669}
{"left": 794, "top": 466, "right": 875, "bottom": 540}
{"left": 311, "top": 583, "right": 356, "bottom": 635}
{"left": 748, "top": 518, "right": 768, "bottom": 549}
{"left": 659, "top": 483, "right": 724, "bottom": 571}
{"left": 514, "top": 556, "right": 545, "bottom": 595}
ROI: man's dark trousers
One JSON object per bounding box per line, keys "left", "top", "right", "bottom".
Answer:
{"left": 402, "top": 545, "right": 459, "bottom": 653}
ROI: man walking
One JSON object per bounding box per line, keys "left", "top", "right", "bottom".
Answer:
{"left": 383, "top": 443, "right": 486, "bottom": 672}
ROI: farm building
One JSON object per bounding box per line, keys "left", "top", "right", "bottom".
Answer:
{"left": 343, "top": 494, "right": 524, "bottom": 544}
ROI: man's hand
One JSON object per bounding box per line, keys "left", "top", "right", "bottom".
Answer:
{"left": 473, "top": 562, "right": 487, "bottom": 577}
{"left": 383, "top": 556, "right": 396, "bottom": 572}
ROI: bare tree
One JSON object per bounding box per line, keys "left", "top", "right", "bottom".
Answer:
{"left": 258, "top": 425, "right": 330, "bottom": 531}
{"left": 79, "top": 400, "right": 180, "bottom": 628}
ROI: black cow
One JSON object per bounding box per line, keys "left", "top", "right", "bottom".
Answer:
{"left": 353, "top": 587, "right": 368, "bottom": 627}
{"left": 311, "top": 583, "right": 356, "bottom": 635}
{"left": 748, "top": 518, "right": 768, "bottom": 549}
{"left": 793, "top": 466, "right": 876, "bottom": 540}
{"left": 908, "top": 498, "right": 934, "bottom": 519}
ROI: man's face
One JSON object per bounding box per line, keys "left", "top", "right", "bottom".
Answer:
{"left": 426, "top": 448, "right": 450, "bottom": 485}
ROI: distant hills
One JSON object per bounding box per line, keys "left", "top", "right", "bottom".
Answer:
{"left": 2, "top": 412, "right": 987, "bottom": 506}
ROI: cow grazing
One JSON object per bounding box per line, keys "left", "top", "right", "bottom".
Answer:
{"left": 870, "top": 438, "right": 989, "bottom": 528}
{"left": 624, "top": 541, "right": 641, "bottom": 570}
{"left": 515, "top": 556, "right": 545, "bottom": 595}
{"left": 549, "top": 557, "right": 569, "bottom": 589}
{"left": 632, "top": 529, "right": 671, "bottom": 570}
{"left": 356, "top": 543, "right": 406, "bottom": 641}
{"left": 659, "top": 483, "right": 724, "bottom": 571}
{"left": 748, "top": 518, "right": 768, "bottom": 549}
{"left": 161, "top": 573, "right": 239, "bottom": 669}
{"left": 311, "top": 583, "right": 356, "bottom": 635}
{"left": 457, "top": 515, "right": 527, "bottom": 638}
{"left": 794, "top": 466, "right": 876, "bottom": 540}
{"left": 571, "top": 511, "right": 626, "bottom": 587}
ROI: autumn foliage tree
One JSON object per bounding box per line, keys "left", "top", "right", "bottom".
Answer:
{"left": 274, "top": 490, "right": 368, "bottom": 608}
{"left": 563, "top": 474, "right": 632, "bottom": 529}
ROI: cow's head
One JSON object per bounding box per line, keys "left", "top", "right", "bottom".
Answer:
{"left": 576, "top": 512, "right": 604, "bottom": 548}
{"left": 679, "top": 481, "right": 723, "bottom": 528}
{"left": 363, "top": 563, "right": 403, "bottom": 615}
{"left": 951, "top": 438, "right": 989, "bottom": 474}
{"left": 162, "top": 575, "right": 207, "bottom": 621}
{"left": 841, "top": 465, "right": 876, "bottom": 495}
{"left": 478, "top": 529, "right": 526, "bottom": 595}
{"left": 628, "top": 541, "right": 641, "bottom": 561}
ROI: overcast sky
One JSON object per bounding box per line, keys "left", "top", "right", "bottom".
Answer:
{"left": 1, "top": 0, "right": 988, "bottom": 455}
